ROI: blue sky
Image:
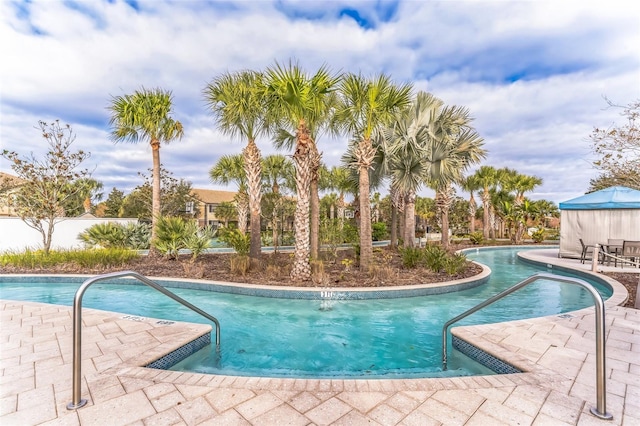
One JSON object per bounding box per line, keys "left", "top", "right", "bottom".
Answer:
{"left": 1, "top": 0, "right": 639, "bottom": 205}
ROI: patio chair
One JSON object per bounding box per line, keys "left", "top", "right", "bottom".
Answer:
{"left": 579, "top": 238, "right": 597, "bottom": 264}
{"left": 620, "top": 240, "right": 640, "bottom": 268}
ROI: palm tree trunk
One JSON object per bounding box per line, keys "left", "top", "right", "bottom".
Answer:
{"left": 482, "top": 189, "right": 491, "bottom": 239}
{"left": 291, "top": 121, "right": 312, "bottom": 281}
{"left": 235, "top": 191, "right": 249, "bottom": 234}
{"left": 403, "top": 191, "right": 416, "bottom": 247}
{"left": 390, "top": 206, "right": 397, "bottom": 248}
{"left": 309, "top": 141, "right": 321, "bottom": 260}
{"left": 468, "top": 196, "right": 477, "bottom": 234}
{"left": 355, "top": 138, "right": 376, "bottom": 271}
{"left": 150, "top": 139, "right": 161, "bottom": 255}
{"left": 243, "top": 139, "right": 262, "bottom": 260}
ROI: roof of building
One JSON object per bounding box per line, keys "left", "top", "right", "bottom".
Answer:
{"left": 191, "top": 188, "right": 237, "bottom": 204}
{"left": 559, "top": 186, "right": 640, "bottom": 210}
{"left": 0, "top": 172, "right": 27, "bottom": 187}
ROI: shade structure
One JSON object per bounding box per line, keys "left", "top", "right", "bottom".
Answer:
{"left": 559, "top": 186, "right": 640, "bottom": 258}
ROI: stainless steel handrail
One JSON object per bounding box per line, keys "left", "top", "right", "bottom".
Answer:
{"left": 441, "top": 272, "right": 612, "bottom": 420}
{"left": 67, "top": 270, "right": 221, "bottom": 410}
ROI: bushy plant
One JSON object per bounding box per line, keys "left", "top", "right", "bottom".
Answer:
{"left": 530, "top": 227, "right": 546, "bottom": 243}
{"left": 183, "top": 224, "right": 215, "bottom": 262}
{"left": 0, "top": 248, "right": 138, "bottom": 269}
{"left": 399, "top": 246, "right": 423, "bottom": 268}
{"left": 218, "top": 227, "right": 250, "bottom": 256}
{"left": 443, "top": 253, "right": 468, "bottom": 275}
{"left": 78, "top": 222, "right": 150, "bottom": 250}
{"left": 468, "top": 231, "right": 484, "bottom": 245}
{"left": 423, "top": 244, "right": 448, "bottom": 272}
{"left": 371, "top": 222, "right": 388, "bottom": 241}
{"left": 154, "top": 216, "right": 190, "bottom": 259}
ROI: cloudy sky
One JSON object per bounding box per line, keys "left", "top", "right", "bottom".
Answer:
{"left": 1, "top": 0, "right": 639, "bottom": 205}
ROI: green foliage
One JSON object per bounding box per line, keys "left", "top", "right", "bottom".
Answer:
{"left": 103, "top": 187, "right": 125, "bottom": 217}
{"left": 443, "top": 253, "right": 468, "bottom": 275}
{"left": 468, "top": 231, "right": 484, "bottom": 245}
{"left": 154, "top": 216, "right": 190, "bottom": 259}
{"left": 1, "top": 120, "right": 91, "bottom": 253}
{"left": 121, "top": 168, "right": 197, "bottom": 221}
{"left": 530, "top": 227, "right": 546, "bottom": 243}
{"left": 183, "top": 225, "right": 216, "bottom": 261}
{"left": 79, "top": 222, "right": 151, "bottom": 250}
{"left": 218, "top": 227, "right": 250, "bottom": 256}
{"left": 0, "top": 248, "right": 138, "bottom": 269}
{"left": 422, "top": 244, "right": 448, "bottom": 272}
{"left": 399, "top": 246, "right": 422, "bottom": 268}
{"left": 371, "top": 222, "right": 388, "bottom": 241}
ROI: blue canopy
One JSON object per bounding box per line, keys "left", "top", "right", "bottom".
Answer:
{"left": 559, "top": 186, "right": 640, "bottom": 210}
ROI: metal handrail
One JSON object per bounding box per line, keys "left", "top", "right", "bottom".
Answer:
{"left": 441, "top": 272, "right": 612, "bottom": 420}
{"left": 67, "top": 270, "right": 221, "bottom": 410}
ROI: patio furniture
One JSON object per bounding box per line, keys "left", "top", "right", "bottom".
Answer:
{"left": 620, "top": 240, "right": 640, "bottom": 268}
{"left": 580, "top": 238, "right": 597, "bottom": 264}
{"left": 602, "top": 239, "right": 624, "bottom": 266}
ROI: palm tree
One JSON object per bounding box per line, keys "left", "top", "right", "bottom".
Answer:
{"left": 204, "top": 70, "right": 267, "bottom": 261}
{"left": 426, "top": 105, "right": 486, "bottom": 248}
{"left": 460, "top": 175, "right": 481, "bottom": 233}
{"left": 108, "top": 87, "right": 184, "bottom": 247}
{"left": 334, "top": 73, "right": 412, "bottom": 269}
{"left": 470, "top": 165, "right": 500, "bottom": 239}
{"left": 263, "top": 60, "right": 341, "bottom": 281}
{"left": 210, "top": 154, "right": 248, "bottom": 233}
{"left": 262, "top": 154, "right": 295, "bottom": 251}
{"left": 383, "top": 91, "right": 443, "bottom": 247}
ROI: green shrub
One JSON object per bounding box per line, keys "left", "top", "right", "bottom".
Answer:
{"left": 530, "top": 228, "right": 546, "bottom": 243}
{"left": 183, "top": 224, "right": 216, "bottom": 261}
{"left": 423, "top": 244, "right": 448, "bottom": 272}
{"left": 371, "top": 222, "right": 388, "bottom": 241}
{"left": 399, "top": 246, "right": 423, "bottom": 268}
{"left": 468, "top": 231, "right": 484, "bottom": 245}
{"left": 78, "top": 222, "right": 150, "bottom": 249}
{"left": 443, "top": 253, "right": 468, "bottom": 275}
{"left": 0, "top": 248, "right": 138, "bottom": 269}
{"left": 218, "top": 227, "right": 250, "bottom": 256}
{"left": 154, "top": 216, "right": 190, "bottom": 259}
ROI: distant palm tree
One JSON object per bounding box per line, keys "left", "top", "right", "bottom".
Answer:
{"left": 334, "top": 73, "right": 412, "bottom": 269}
{"left": 263, "top": 61, "right": 340, "bottom": 281}
{"left": 425, "top": 105, "right": 485, "bottom": 248}
{"left": 470, "top": 165, "right": 500, "bottom": 239}
{"left": 204, "top": 70, "right": 268, "bottom": 260}
{"left": 460, "top": 174, "right": 481, "bottom": 233}
{"left": 108, "top": 87, "right": 184, "bottom": 248}
{"left": 262, "top": 154, "right": 295, "bottom": 251}
{"left": 210, "top": 154, "right": 248, "bottom": 233}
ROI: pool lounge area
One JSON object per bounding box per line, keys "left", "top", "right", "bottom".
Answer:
{"left": 1, "top": 248, "right": 639, "bottom": 425}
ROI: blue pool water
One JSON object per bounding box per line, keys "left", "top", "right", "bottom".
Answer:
{"left": 0, "top": 246, "right": 612, "bottom": 379}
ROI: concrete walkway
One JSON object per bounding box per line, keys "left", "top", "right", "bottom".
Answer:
{"left": 1, "top": 249, "right": 639, "bottom": 425}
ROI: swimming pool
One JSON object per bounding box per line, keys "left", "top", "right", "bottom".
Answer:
{"left": 0, "top": 246, "right": 612, "bottom": 379}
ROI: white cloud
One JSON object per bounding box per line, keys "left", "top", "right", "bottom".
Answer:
{"left": 1, "top": 0, "right": 639, "bottom": 206}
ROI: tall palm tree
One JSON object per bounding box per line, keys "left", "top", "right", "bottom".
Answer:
{"left": 426, "top": 106, "right": 486, "bottom": 248}
{"left": 383, "top": 92, "right": 443, "bottom": 247}
{"left": 502, "top": 169, "right": 543, "bottom": 206}
{"left": 204, "top": 70, "right": 267, "bottom": 260}
{"left": 334, "top": 73, "right": 412, "bottom": 269}
{"left": 470, "top": 165, "right": 500, "bottom": 239}
{"left": 460, "top": 175, "right": 481, "bottom": 234}
{"left": 263, "top": 60, "right": 341, "bottom": 281}
{"left": 210, "top": 154, "right": 248, "bottom": 233}
{"left": 108, "top": 87, "right": 184, "bottom": 247}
